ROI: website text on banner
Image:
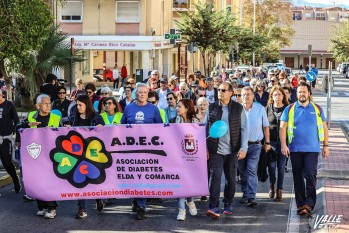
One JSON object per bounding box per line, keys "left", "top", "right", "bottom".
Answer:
{"left": 21, "top": 124, "right": 208, "bottom": 201}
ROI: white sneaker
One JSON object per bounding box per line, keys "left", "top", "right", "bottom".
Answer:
{"left": 44, "top": 209, "right": 56, "bottom": 219}
{"left": 186, "top": 201, "right": 197, "bottom": 216}
{"left": 177, "top": 208, "right": 186, "bottom": 221}
{"left": 37, "top": 209, "right": 48, "bottom": 216}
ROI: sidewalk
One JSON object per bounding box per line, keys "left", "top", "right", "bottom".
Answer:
{"left": 315, "top": 122, "right": 349, "bottom": 232}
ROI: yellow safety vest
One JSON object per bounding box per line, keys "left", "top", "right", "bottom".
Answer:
{"left": 287, "top": 101, "right": 324, "bottom": 144}
{"left": 100, "top": 112, "right": 123, "bottom": 125}
{"left": 159, "top": 109, "right": 166, "bottom": 123}
{"left": 27, "top": 111, "right": 61, "bottom": 128}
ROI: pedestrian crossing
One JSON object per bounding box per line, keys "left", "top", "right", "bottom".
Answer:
{"left": 328, "top": 92, "right": 349, "bottom": 96}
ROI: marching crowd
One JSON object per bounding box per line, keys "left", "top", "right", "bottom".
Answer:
{"left": 0, "top": 66, "right": 329, "bottom": 221}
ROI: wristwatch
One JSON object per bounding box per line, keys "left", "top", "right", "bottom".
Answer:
{"left": 323, "top": 144, "right": 329, "bottom": 147}
{"left": 265, "top": 142, "right": 270, "bottom": 145}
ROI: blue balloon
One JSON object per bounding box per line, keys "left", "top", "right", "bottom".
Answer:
{"left": 93, "top": 101, "right": 99, "bottom": 112}
{"left": 209, "top": 120, "right": 228, "bottom": 138}
{"left": 50, "top": 109, "right": 62, "bottom": 118}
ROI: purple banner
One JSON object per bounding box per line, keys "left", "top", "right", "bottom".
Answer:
{"left": 20, "top": 124, "right": 208, "bottom": 201}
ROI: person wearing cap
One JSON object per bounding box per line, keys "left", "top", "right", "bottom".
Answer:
{"left": 70, "top": 79, "right": 84, "bottom": 101}
{"left": 0, "top": 89, "right": 20, "bottom": 195}
{"left": 265, "top": 86, "right": 289, "bottom": 202}
{"left": 39, "top": 74, "right": 59, "bottom": 102}
{"left": 156, "top": 77, "right": 171, "bottom": 110}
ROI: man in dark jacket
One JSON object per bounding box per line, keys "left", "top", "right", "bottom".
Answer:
{"left": 0, "top": 90, "right": 20, "bottom": 193}
{"left": 39, "top": 74, "right": 59, "bottom": 102}
{"left": 52, "top": 87, "right": 71, "bottom": 118}
{"left": 205, "top": 82, "right": 248, "bottom": 218}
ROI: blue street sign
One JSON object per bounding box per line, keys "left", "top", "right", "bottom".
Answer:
{"left": 306, "top": 71, "right": 316, "bottom": 81}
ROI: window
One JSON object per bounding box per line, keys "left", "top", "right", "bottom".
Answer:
{"left": 315, "top": 12, "right": 325, "bottom": 21}
{"left": 60, "top": 1, "right": 83, "bottom": 22}
{"left": 116, "top": 1, "right": 140, "bottom": 23}
{"left": 173, "top": 0, "right": 190, "bottom": 8}
{"left": 305, "top": 12, "right": 312, "bottom": 19}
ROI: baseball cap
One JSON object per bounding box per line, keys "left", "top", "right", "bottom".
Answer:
{"left": 159, "top": 78, "right": 168, "bottom": 83}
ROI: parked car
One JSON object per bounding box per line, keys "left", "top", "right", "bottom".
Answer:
{"left": 93, "top": 69, "right": 113, "bottom": 82}
{"left": 345, "top": 69, "right": 349, "bottom": 79}
{"left": 339, "top": 63, "right": 349, "bottom": 74}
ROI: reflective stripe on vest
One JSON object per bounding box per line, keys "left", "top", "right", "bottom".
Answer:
{"left": 100, "top": 112, "right": 123, "bottom": 125}
{"left": 28, "top": 111, "right": 61, "bottom": 128}
{"left": 287, "top": 102, "right": 324, "bottom": 144}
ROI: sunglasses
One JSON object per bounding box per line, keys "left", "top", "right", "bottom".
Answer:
{"left": 126, "top": 82, "right": 135, "bottom": 85}
{"left": 166, "top": 97, "right": 173, "bottom": 101}
{"left": 257, "top": 85, "right": 265, "bottom": 88}
{"left": 235, "top": 94, "right": 242, "bottom": 97}
{"left": 58, "top": 92, "right": 66, "bottom": 94}
{"left": 148, "top": 101, "right": 157, "bottom": 104}
{"left": 218, "top": 88, "right": 229, "bottom": 93}
{"left": 104, "top": 102, "right": 113, "bottom": 106}
{"left": 199, "top": 94, "right": 206, "bottom": 97}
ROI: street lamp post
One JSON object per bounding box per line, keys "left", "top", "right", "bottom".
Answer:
{"left": 253, "top": 0, "right": 256, "bottom": 67}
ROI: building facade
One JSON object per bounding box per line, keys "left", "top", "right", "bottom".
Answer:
{"left": 280, "top": 6, "right": 349, "bottom": 69}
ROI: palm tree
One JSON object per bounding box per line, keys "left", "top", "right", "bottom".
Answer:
{"left": 16, "top": 28, "right": 83, "bottom": 110}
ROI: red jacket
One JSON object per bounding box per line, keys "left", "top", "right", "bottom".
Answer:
{"left": 121, "top": 66, "right": 128, "bottom": 79}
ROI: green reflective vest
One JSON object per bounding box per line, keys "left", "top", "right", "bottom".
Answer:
{"left": 100, "top": 112, "right": 123, "bottom": 125}
{"left": 27, "top": 111, "right": 61, "bottom": 128}
{"left": 287, "top": 101, "right": 324, "bottom": 144}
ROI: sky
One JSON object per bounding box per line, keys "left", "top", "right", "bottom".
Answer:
{"left": 302, "top": 0, "right": 346, "bottom": 5}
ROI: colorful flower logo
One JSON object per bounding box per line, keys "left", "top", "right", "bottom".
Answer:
{"left": 49, "top": 131, "right": 112, "bottom": 188}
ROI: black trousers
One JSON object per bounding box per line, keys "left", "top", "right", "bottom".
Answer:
{"left": 113, "top": 78, "right": 119, "bottom": 89}
{"left": 290, "top": 152, "right": 319, "bottom": 209}
{"left": 37, "top": 200, "right": 57, "bottom": 211}
{"left": 0, "top": 139, "right": 18, "bottom": 182}
{"left": 208, "top": 153, "right": 237, "bottom": 208}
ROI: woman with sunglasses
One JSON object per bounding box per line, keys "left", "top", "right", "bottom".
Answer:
{"left": 169, "top": 98, "right": 199, "bottom": 221}
{"left": 84, "top": 83, "right": 100, "bottom": 106}
{"left": 168, "top": 77, "right": 179, "bottom": 92}
{"left": 254, "top": 80, "right": 269, "bottom": 107}
{"left": 52, "top": 87, "right": 71, "bottom": 118}
{"left": 164, "top": 92, "right": 177, "bottom": 120}
{"left": 68, "top": 94, "right": 105, "bottom": 219}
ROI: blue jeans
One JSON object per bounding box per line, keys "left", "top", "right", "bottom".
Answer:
{"left": 135, "top": 198, "right": 146, "bottom": 208}
{"left": 177, "top": 197, "right": 193, "bottom": 209}
{"left": 267, "top": 142, "right": 287, "bottom": 189}
{"left": 238, "top": 144, "right": 262, "bottom": 200}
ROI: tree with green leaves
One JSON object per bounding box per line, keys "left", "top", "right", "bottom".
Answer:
{"left": 242, "top": 0, "right": 295, "bottom": 63}
{"left": 175, "top": 2, "right": 241, "bottom": 75}
{"left": 329, "top": 21, "right": 349, "bottom": 62}
{"left": 15, "top": 28, "right": 84, "bottom": 110}
{"left": 0, "top": 0, "right": 53, "bottom": 100}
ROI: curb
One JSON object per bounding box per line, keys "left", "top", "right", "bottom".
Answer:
{"left": 0, "top": 169, "right": 21, "bottom": 188}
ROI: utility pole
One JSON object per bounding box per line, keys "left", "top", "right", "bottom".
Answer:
{"left": 252, "top": 0, "right": 256, "bottom": 67}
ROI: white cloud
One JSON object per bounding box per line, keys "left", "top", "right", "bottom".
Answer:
{"left": 304, "top": 0, "right": 345, "bottom": 5}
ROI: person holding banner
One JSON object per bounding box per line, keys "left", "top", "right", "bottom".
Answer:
{"left": 121, "top": 83, "right": 163, "bottom": 220}
{"left": 205, "top": 82, "right": 248, "bottom": 218}
{"left": 0, "top": 90, "right": 20, "bottom": 194}
{"left": 100, "top": 97, "right": 123, "bottom": 125}
{"left": 68, "top": 94, "right": 105, "bottom": 219}
{"left": 169, "top": 98, "right": 199, "bottom": 221}
{"left": 16, "top": 94, "right": 61, "bottom": 219}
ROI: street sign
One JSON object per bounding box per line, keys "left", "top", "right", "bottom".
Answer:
{"left": 188, "top": 42, "right": 198, "bottom": 53}
{"left": 306, "top": 71, "right": 316, "bottom": 81}
{"left": 164, "top": 29, "right": 181, "bottom": 45}
{"left": 308, "top": 44, "right": 312, "bottom": 57}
